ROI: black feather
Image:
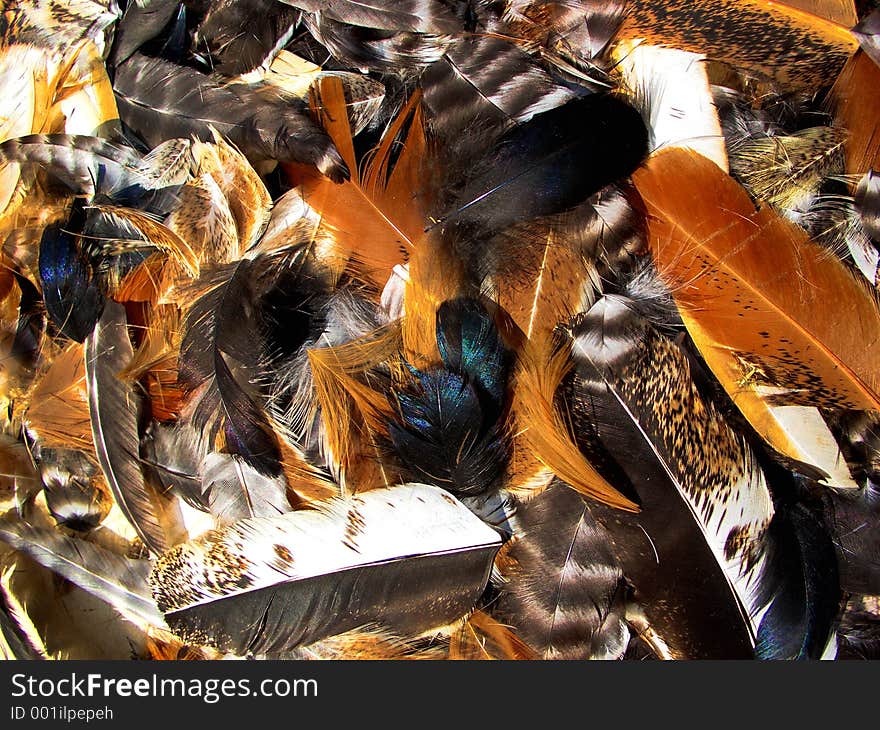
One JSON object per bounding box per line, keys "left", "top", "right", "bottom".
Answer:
{"left": 109, "top": 0, "right": 183, "bottom": 67}
{"left": 38, "top": 204, "right": 105, "bottom": 343}
{"left": 435, "top": 93, "right": 649, "bottom": 238}
{"left": 755, "top": 497, "right": 841, "bottom": 660}
{"left": 285, "top": 0, "right": 463, "bottom": 33}
{"left": 493, "top": 480, "right": 631, "bottom": 660}
{"left": 193, "top": 0, "right": 300, "bottom": 75}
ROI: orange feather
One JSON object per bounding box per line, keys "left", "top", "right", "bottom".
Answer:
{"left": 632, "top": 147, "right": 880, "bottom": 475}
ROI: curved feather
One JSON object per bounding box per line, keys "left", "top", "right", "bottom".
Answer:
{"left": 85, "top": 301, "right": 170, "bottom": 553}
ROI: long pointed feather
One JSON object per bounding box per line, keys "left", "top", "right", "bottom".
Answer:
{"left": 85, "top": 301, "right": 170, "bottom": 553}
{"left": 150, "top": 484, "right": 501, "bottom": 655}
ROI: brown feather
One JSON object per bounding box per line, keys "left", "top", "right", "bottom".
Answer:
{"left": 632, "top": 147, "right": 880, "bottom": 475}
{"left": 778, "top": 0, "right": 857, "bottom": 26}
{"left": 617, "top": 0, "right": 857, "bottom": 91}
{"left": 306, "top": 323, "right": 404, "bottom": 492}
{"left": 22, "top": 342, "right": 92, "bottom": 452}
{"left": 509, "top": 335, "right": 639, "bottom": 511}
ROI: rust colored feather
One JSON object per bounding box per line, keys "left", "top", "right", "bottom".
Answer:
{"left": 830, "top": 50, "right": 880, "bottom": 177}
{"left": 617, "top": 0, "right": 857, "bottom": 91}
{"left": 632, "top": 147, "right": 880, "bottom": 475}
{"left": 285, "top": 77, "right": 431, "bottom": 291}
{"left": 509, "top": 335, "right": 639, "bottom": 511}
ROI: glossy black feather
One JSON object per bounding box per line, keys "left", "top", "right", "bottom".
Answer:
{"left": 755, "top": 499, "right": 841, "bottom": 660}
{"left": 113, "top": 53, "right": 350, "bottom": 181}
{"left": 38, "top": 207, "right": 105, "bottom": 343}
{"left": 436, "top": 93, "right": 649, "bottom": 237}
{"left": 388, "top": 299, "right": 511, "bottom": 497}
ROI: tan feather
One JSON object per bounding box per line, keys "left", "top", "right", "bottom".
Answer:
{"left": 22, "top": 342, "right": 93, "bottom": 452}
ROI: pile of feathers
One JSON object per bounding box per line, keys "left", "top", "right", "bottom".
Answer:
{"left": 0, "top": 0, "right": 879, "bottom": 661}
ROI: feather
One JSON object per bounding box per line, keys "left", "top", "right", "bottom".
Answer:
{"left": 85, "top": 300, "right": 172, "bottom": 553}
{"left": 856, "top": 169, "right": 880, "bottom": 245}
{"left": 22, "top": 342, "right": 93, "bottom": 452}
{"left": 618, "top": 0, "right": 858, "bottom": 91}
{"left": 200, "top": 452, "right": 292, "bottom": 525}
{"left": 113, "top": 53, "right": 349, "bottom": 182}
{"left": 508, "top": 333, "right": 639, "bottom": 510}
{"left": 501, "top": 0, "right": 628, "bottom": 74}
{"left": 150, "top": 483, "right": 501, "bottom": 655}
{"left": 420, "top": 35, "right": 576, "bottom": 158}
{"left": 852, "top": 8, "right": 880, "bottom": 69}
{"left": 0, "top": 517, "right": 165, "bottom": 629}
{"left": 109, "top": 0, "right": 182, "bottom": 67}
{"left": 282, "top": 0, "right": 463, "bottom": 34}
{"left": 728, "top": 126, "right": 846, "bottom": 217}
{"left": 568, "top": 294, "right": 772, "bottom": 658}
{"left": 286, "top": 77, "right": 430, "bottom": 290}
{"left": 829, "top": 49, "right": 880, "bottom": 176}
{"left": 613, "top": 42, "right": 729, "bottom": 172}
{"left": 0, "top": 0, "right": 119, "bottom": 55}
{"left": 632, "top": 147, "right": 880, "bottom": 486}
{"left": 837, "top": 594, "right": 880, "bottom": 659}
{"left": 434, "top": 93, "right": 649, "bottom": 239}
{"left": 388, "top": 298, "right": 512, "bottom": 497}
{"left": 821, "top": 411, "right": 880, "bottom": 593}
{"left": 493, "top": 480, "right": 631, "bottom": 660}
{"left": 754, "top": 497, "right": 841, "bottom": 660}
{"left": 38, "top": 447, "right": 110, "bottom": 532}
{"left": 192, "top": 0, "right": 301, "bottom": 76}
{"left": 300, "top": 13, "right": 455, "bottom": 72}
{"left": 779, "top": 0, "right": 857, "bottom": 25}
{"left": 178, "top": 251, "right": 303, "bottom": 477}
{"left": 38, "top": 209, "right": 105, "bottom": 342}
{"left": 0, "top": 133, "right": 167, "bottom": 201}
{"left": 192, "top": 133, "right": 273, "bottom": 254}
{"left": 0, "top": 570, "right": 48, "bottom": 659}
